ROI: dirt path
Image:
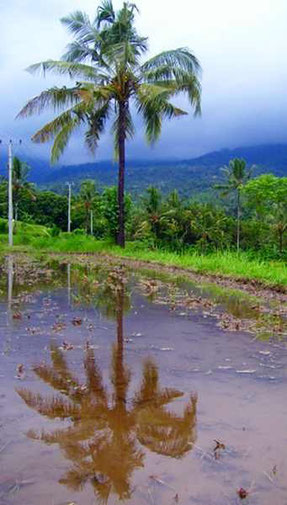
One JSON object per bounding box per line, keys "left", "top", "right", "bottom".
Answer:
{"left": 48, "top": 251, "right": 287, "bottom": 305}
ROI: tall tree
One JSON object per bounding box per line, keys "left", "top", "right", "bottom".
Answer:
{"left": 17, "top": 1, "right": 201, "bottom": 247}
{"left": 215, "top": 158, "right": 252, "bottom": 252}
{"left": 244, "top": 174, "right": 287, "bottom": 254}
{"left": 12, "top": 157, "right": 35, "bottom": 223}
{"left": 79, "top": 179, "right": 97, "bottom": 234}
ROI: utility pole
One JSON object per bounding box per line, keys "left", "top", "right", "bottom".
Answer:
{"left": 66, "top": 182, "right": 73, "bottom": 232}
{"left": 8, "top": 140, "right": 13, "bottom": 247}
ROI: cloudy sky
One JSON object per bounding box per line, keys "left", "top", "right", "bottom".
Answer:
{"left": 1, "top": 0, "right": 287, "bottom": 164}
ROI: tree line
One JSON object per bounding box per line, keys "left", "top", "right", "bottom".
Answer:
{"left": 1, "top": 156, "right": 287, "bottom": 258}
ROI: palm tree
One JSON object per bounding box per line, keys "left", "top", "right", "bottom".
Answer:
{"left": 79, "top": 179, "right": 97, "bottom": 234}
{"left": 189, "top": 203, "right": 228, "bottom": 253}
{"left": 143, "top": 186, "right": 162, "bottom": 238}
{"left": 215, "top": 158, "right": 252, "bottom": 252}
{"left": 12, "top": 157, "right": 35, "bottom": 223}
{"left": 17, "top": 1, "right": 202, "bottom": 247}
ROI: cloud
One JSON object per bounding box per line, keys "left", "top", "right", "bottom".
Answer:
{"left": 1, "top": 0, "right": 287, "bottom": 164}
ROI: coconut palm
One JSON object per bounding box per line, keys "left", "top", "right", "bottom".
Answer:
{"left": 17, "top": 1, "right": 202, "bottom": 247}
{"left": 12, "top": 157, "right": 35, "bottom": 223}
{"left": 215, "top": 158, "right": 252, "bottom": 252}
{"left": 79, "top": 179, "right": 98, "bottom": 234}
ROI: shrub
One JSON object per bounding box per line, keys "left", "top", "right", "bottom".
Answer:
{"left": 50, "top": 225, "right": 61, "bottom": 237}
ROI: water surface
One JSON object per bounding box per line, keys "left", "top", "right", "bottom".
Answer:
{"left": 1, "top": 256, "right": 287, "bottom": 505}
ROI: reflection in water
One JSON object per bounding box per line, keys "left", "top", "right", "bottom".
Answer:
{"left": 7, "top": 255, "right": 13, "bottom": 312}
{"left": 17, "top": 274, "right": 197, "bottom": 504}
{"left": 67, "top": 263, "right": 71, "bottom": 307}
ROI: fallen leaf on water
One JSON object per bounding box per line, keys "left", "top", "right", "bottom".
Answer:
{"left": 213, "top": 439, "right": 225, "bottom": 459}
{"left": 15, "top": 364, "right": 25, "bottom": 380}
{"left": 237, "top": 488, "right": 249, "bottom": 499}
{"left": 61, "top": 341, "right": 74, "bottom": 351}
{"left": 72, "top": 317, "right": 82, "bottom": 326}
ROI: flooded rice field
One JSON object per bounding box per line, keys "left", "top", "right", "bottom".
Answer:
{"left": 1, "top": 254, "right": 287, "bottom": 505}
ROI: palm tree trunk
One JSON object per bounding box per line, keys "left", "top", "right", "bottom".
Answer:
{"left": 117, "top": 101, "right": 126, "bottom": 248}
{"left": 237, "top": 189, "right": 240, "bottom": 253}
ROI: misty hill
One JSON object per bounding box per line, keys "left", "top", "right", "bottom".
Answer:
{"left": 2, "top": 143, "right": 287, "bottom": 196}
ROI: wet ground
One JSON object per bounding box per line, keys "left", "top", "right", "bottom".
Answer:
{"left": 0, "top": 255, "right": 287, "bottom": 505}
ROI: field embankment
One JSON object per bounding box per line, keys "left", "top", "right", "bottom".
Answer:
{"left": 1, "top": 225, "right": 287, "bottom": 293}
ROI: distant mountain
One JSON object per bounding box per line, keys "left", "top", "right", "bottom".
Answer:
{"left": 1, "top": 143, "right": 287, "bottom": 196}
{"left": 189, "top": 144, "right": 287, "bottom": 167}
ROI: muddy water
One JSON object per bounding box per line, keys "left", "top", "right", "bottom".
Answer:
{"left": 1, "top": 256, "right": 287, "bottom": 505}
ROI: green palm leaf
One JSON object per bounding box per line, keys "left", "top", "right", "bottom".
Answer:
{"left": 18, "top": 0, "right": 202, "bottom": 247}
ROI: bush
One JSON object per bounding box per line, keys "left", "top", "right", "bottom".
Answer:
{"left": 72, "top": 228, "right": 85, "bottom": 235}
{"left": 50, "top": 225, "right": 61, "bottom": 237}
{"left": 0, "top": 219, "right": 8, "bottom": 233}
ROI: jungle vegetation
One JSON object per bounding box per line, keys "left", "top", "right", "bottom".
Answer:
{"left": 1, "top": 156, "right": 287, "bottom": 260}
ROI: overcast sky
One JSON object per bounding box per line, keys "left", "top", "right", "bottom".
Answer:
{"left": 1, "top": 0, "right": 287, "bottom": 164}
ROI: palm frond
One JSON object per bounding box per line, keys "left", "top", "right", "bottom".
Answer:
{"left": 141, "top": 48, "right": 201, "bottom": 75}
{"left": 51, "top": 118, "right": 81, "bottom": 164}
{"left": 30, "top": 101, "right": 87, "bottom": 143}
{"left": 136, "top": 84, "right": 187, "bottom": 143}
{"left": 142, "top": 69, "right": 201, "bottom": 116}
{"left": 96, "top": 0, "right": 115, "bottom": 27}
{"left": 61, "top": 11, "right": 94, "bottom": 38}
{"left": 16, "top": 87, "right": 81, "bottom": 118}
{"left": 62, "top": 41, "right": 99, "bottom": 63}
{"left": 104, "top": 40, "right": 140, "bottom": 67}
{"left": 85, "top": 101, "right": 111, "bottom": 152}
{"left": 27, "top": 60, "right": 100, "bottom": 81}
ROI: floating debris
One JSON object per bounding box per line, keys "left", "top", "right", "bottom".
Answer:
{"left": 52, "top": 322, "right": 66, "bottom": 332}
{"left": 61, "top": 341, "right": 74, "bottom": 351}
{"left": 213, "top": 439, "right": 226, "bottom": 459}
{"left": 72, "top": 317, "right": 83, "bottom": 326}
{"left": 15, "top": 364, "right": 25, "bottom": 380}
{"left": 237, "top": 487, "right": 249, "bottom": 500}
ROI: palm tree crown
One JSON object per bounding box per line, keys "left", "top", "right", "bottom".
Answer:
{"left": 18, "top": 1, "right": 202, "bottom": 246}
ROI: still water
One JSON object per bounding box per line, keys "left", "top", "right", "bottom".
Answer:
{"left": 0, "top": 255, "right": 287, "bottom": 505}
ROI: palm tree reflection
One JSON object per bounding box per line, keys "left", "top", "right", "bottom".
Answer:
{"left": 17, "top": 269, "right": 197, "bottom": 503}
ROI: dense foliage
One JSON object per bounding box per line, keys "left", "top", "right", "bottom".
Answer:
{"left": 1, "top": 156, "right": 287, "bottom": 258}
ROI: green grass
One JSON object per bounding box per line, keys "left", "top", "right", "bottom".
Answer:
{"left": 0, "top": 218, "right": 50, "bottom": 240}
{"left": 1, "top": 227, "right": 287, "bottom": 288}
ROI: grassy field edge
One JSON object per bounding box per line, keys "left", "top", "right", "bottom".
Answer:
{"left": 1, "top": 233, "right": 287, "bottom": 290}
